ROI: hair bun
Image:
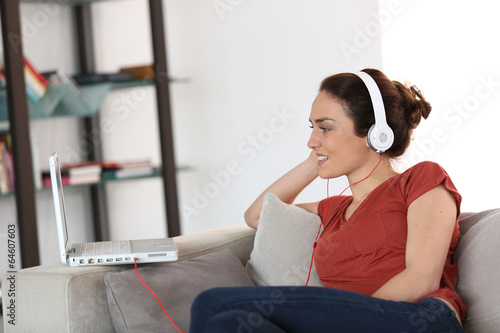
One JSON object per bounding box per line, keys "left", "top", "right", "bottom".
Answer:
{"left": 393, "top": 81, "right": 432, "bottom": 130}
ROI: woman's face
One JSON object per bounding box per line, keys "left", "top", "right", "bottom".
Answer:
{"left": 308, "top": 91, "right": 371, "bottom": 179}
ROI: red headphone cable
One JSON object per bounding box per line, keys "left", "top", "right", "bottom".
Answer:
{"left": 305, "top": 154, "right": 382, "bottom": 286}
{"left": 135, "top": 259, "right": 185, "bottom": 333}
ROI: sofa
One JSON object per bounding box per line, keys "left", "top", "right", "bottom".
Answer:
{"left": 2, "top": 193, "right": 500, "bottom": 333}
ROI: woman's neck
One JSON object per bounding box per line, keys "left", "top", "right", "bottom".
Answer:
{"left": 347, "top": 155, "right": 397, "bottom": 204}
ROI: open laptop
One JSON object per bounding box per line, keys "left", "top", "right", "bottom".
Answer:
{"left": 49, "top": 151, "right": 178, "bottom": 267}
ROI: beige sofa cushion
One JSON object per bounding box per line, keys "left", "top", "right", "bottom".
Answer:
{"left": 455, "top": 209, "right": 500, "bottom": 333}
{"left": 245, "top": 193, "right": 324, "bottom": 286}
{"left": 105, "top": 249, "right": 254, "bottom": 333}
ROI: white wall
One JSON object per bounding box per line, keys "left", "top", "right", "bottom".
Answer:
{"left": 379, "top": 0, "right": 500, "bottom": 213}
{"left": 88, "top": 0, "right": 383, "bottom": 237}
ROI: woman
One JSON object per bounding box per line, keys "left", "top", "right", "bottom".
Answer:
{"left": 189, "top": 69, "right": 465, "bottom": 333}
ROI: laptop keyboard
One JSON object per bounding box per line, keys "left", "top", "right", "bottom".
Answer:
{"left": 81, "top": 240, "right": 131, "bottom": 256}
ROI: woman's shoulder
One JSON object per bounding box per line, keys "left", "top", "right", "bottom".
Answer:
{"left": 403, "top": 160, "right": 447, "bottom": 176}
{"left": 395, "top": 161, "right": 450, "bottom": 185}
{"left": 396, "top": 160, "right": 460, "bottom": 207}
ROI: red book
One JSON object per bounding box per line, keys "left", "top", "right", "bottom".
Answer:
{"left": 42, "top": 175, "right": 70, "bottom": 187}
{"left": 0, "top": 70, "right": 6, "bottom": 85}
{"left": 24, "top": 57, "right": 49, "bottom": 88}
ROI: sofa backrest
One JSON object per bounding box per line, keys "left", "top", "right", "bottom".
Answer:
{"left": 455, "top": 209, "right": 500, "bottom": 333}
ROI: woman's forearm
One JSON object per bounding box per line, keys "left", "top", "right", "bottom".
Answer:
{"left": 244, "top": 154, "right": 319, "bottom": 229}
{"left": 371, "top": 268, "right": 440, "bottom": 303}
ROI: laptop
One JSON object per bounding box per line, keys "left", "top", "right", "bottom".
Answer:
{"left": 49, "top": 151, "right": 178, "bottom": 267}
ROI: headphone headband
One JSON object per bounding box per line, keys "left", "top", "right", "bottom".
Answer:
{"left": 351, "top": 71, "right": 394, "bottom": 153}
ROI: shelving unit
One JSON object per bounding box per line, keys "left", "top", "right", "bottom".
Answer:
{"left": 0, "top": 0, "right": 181, "bottom": 268}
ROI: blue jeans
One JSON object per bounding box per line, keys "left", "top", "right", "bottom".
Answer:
{"left": 189, "top": 286, "right": 463, "bottom": 333}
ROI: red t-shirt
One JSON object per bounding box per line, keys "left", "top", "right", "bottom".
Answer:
{"left": 315, "top": 161, "right": 466, "bottom": 320}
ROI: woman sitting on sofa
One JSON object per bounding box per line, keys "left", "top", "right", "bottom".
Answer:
{"left": 189, "top": 68, "right": 465, "bottom": 333}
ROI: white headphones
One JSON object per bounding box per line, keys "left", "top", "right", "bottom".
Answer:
{"left": 352, "top": 71, "right": 394, "bottom": 154}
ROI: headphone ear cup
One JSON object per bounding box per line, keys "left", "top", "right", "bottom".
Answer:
{"left": 367, "top": 125, "right": 377, "bottom": 151}
{"left": 367, "top": 124, "right": 394, "bottom": 153}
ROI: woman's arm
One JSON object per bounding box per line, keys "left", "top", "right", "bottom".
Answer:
{"left": 244, "top": 151, "right": 320, "bottom": 229}
{"left": 371, "top": 184, "right": 457, "bottom": 302}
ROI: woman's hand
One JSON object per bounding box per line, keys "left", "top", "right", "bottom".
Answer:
{"left": 305, "top": 149, "right": 321, "bottom": 176}
{"left": 244, "top": 151, "right": 320, "bottom": 229}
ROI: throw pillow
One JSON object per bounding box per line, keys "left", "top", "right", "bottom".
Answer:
{"left": 245, "top": 192, "right": 324, "bottom": 286}
{"left": 455, "top": 208, "right": 500, "bottom": 333}
{"left": 105, "top": 249, "right": 254, "bottom": 333}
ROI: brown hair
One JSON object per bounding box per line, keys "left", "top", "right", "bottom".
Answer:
{"left": 319, "top": 68, "right": 432, "bottom": 158}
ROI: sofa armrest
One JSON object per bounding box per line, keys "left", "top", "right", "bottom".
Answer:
{"left": 2, "top": 224, "right": 255, "bottom": 333}
{"left": 175, "top": 224, "right": 256, "bottom": 265}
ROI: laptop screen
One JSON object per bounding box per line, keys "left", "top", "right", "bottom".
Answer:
{"left": 49, "top": 151, "right": 70, "bottom": 264}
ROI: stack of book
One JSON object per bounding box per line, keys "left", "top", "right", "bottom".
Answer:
{"left": 0, "top": 132, "right": 14, "bottom": 194}
{"left": 42, "top": 161, "right": 102, "bottom": 187}
{"left": 0, "top": 57, "right": 49, "bottom": 104}
{"left": 101, "top": 160, "right": 154, "bottom": 180}
{"left": 65, "top": 162, "right": 102, "bottom": 185}
{"left": 42, "top": 159, "right": 153, "bottom": 187}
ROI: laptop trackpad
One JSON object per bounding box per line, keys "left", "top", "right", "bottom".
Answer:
{"left": 130, "top": 238, "right": 177, "bottom": 252}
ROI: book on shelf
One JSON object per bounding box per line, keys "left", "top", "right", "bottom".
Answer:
{"left": 101, "top": 161, "right": 154, "bottom": 180}
{"left": 101, "top": 160, "right": 153, "bottom": 179}
{"left": 72, "top": 72, "right": 134, "bottom": 85}
{"left": 0, "top": 130, "right": 43, "bottom": 193}
{"left": 0, "top": 132, "right": 14, "bottom": 194}
{"left": 22, "top": 57, "right": 48, "bottom": 103}
{"left": 42, "top": 70, "right": 85, "bottom": 98}
{"left": 0, "top": 57, "right": 49, "bottom": 104}
{"left": 0, "top": 142, "right": 10, "bottom": 194}
{"left": 101, "top": 160, "right": 152, "bottom": 170}
{"left": 42, "top": 169, "right": 70, "bottom": 187}
{"left": 24, "top": 57, "right": 49, "bottom": 88}
{"left": 42, "top": 162, "right": 101, "bottom": 186}
{"left": 100, "top": 167, "right": 154, "bottom": 180}
{"left": 64, "top": 163, "right": 102, "bottom": 185}
{"left": 0, "top": 71, "right": 6, "bottom": 88}
{"left": 42, "top": 159, "right": 154, "bottom": 186}
{"left": 119, "top": 64, "right": 155, "bottom": 81}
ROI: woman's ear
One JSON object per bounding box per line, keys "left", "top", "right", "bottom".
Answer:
{"left": 365, "top": 137, "right": 370, "bottom": 148}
